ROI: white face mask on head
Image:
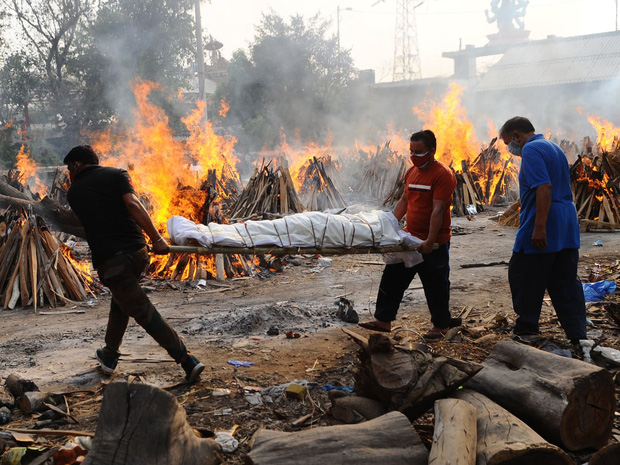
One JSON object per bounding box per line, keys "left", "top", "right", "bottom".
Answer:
{"left": 507, "top": 141, "right": 522, "bottom": 157}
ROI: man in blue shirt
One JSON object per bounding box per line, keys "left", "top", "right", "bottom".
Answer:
{"left": 499, "top": 117, "right": 586, "bottom": 344}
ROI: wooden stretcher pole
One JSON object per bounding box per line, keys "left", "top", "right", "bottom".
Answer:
{"left": 166, "top": 243, "right": 438, "bottom": 257}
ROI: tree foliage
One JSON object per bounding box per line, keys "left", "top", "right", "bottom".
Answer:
{"left": 69, "top": 0, "right": 196, "bottom": 131}
{"left": 0, "top": 0, "right": 198, "bottom": 161}
{"left": 216, "top": 12, "right": 357, "bottom": 150}
{"left": 1, "top": 0, "right": 94, "bottom": 101}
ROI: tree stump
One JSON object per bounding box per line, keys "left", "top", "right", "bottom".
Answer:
{"left": 83, "top": 382, "right": 223, "bottom": 465}
{"left": 246, "top": 411, "right": 428, "bottom": 465}
{"left": 429, "top": 398, "right": 477, "bottom": 465}
{"left": 465, "top": 339, "right": 615, "bottom": 451}
{"left": 453, "top": 389, "right": 573, "bottom": 465}
{"left": 343, "top": 329, "right": 482, "bottom": 419}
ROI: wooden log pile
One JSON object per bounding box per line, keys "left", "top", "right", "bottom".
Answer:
{"left": 465, "top": 338, "right": 615, "bottom": 451}
{"left": 382, "top": 159, "right": 407, "bottom": 209}
{"left": 297, "top": 156, "right": 346, "bottom": 211}
{"left": 467, "top": 137, "right": 519, "bottom": 206}
{"left": 497, "top": 198, "right": 520, "bottom": 227}
{"left": 571, "top": 150, "right": 620, "bottom": 230}
{"left": 452, "top": 161, "right": 485, "bottom": 217}
{"left": 0, "top": 206, "right": 98, "bottom": 310}
{"left": 354, "top": 142, "right": 407, "bottom": 203}
{"left": 228, "top": 157, "right": 305, "bottom": 220}
{"left": 316, "top": 333, "right": 617, "bottom": 462}
{"left": 342, "top": 329, "right": 483, "bottom": 420}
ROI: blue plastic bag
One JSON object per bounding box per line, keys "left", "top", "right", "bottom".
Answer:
{"left": 582, "top": 280, "right": 617, "bottom": 302}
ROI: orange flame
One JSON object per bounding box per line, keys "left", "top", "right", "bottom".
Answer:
{"left": 219, "top": 98, "right": 230, "bottom": 118}
{"left": 15, "top": 145, "right": 47, "bottom": 196}
{"left": 412, "top": 83, "right": 479, "bottom": 168}
{"left": 587, "top": 115, "right": 619, "bottom": 152}
{"left": 16, "top": 145, "right": 37, "bottom": 179}
{"left": 92, "top": 79, "right": 239, "bottom": 230}
{"left": 89, "top": 79, "right": 247, "bottom": 280}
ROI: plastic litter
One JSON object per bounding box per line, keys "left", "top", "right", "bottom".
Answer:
{"left": 582, "top": 280, "right": 617, "bottom": 302}
{"left": 580, "top": 339, "right": 594, "bottom": 363}
{"left": 227, "top": 360, "right": 255, "bottom": 367}
{"left": 244, "top": 392, "right": 263, "bottom": 406}
{"left": 322, "top": 385, "right": 355, "bottom": 393}
{"left": 592, "top": 346, "right": 620, "bottom": 367}
{"left": 260, "top": 379, "right": 317, "bottom": 400}
{"left": 540, "top": 342, "right": 572, "bottom": 358}
{"left": 592, "top": 240, "right": 603, "bottom": 246}
{"left": 212, "top": 388, "right": 231, "bottom": 397}
{"left": 213, "top": 408, "right": 233, "bottom": 416}
{"left": 215, "top": 432, "right": 239, "bottom": 453}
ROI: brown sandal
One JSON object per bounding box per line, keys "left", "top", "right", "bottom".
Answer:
{"left": 358, "top": 321, "right": 391, "bottom": 333}
{"left": 422, "top": 327, "right": 450, "bottom": 340}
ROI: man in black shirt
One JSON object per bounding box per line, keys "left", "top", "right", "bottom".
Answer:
{"left": 64, "top": 145, "right": 204, "bottom": 382}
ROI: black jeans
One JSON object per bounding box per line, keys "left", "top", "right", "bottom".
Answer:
{"left": 97, "top": 247, "right": 188, "bottom": 362}
{"left": 375, "top": 243, "right": 452, "bottom": 328}
{"left": 508, "top": 248, "right": 586, "bottom": 342}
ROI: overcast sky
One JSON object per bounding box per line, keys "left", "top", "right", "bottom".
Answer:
{"left": 202, "top": 0, "right": 619, "bottom": 82}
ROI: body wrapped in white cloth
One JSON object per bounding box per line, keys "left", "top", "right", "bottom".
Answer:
{"left": 167, "top": 211, "right": 424, "bottom": 267}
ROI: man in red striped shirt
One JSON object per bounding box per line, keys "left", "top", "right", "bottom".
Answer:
{"left": 359, "top": 130, "right": 460, "bottom": 339}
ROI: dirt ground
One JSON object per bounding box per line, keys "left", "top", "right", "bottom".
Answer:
{"left": 2, "top": 208, "right": 620, "bottom": 463}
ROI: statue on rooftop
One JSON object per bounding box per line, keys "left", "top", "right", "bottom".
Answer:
{"left": 486, "top": 0, "right": 529, "bottom": 33}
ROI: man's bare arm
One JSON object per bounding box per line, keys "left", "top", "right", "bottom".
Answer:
{"left": 532, "top": 183, "right": 552, "bottom": 250}
{"left": 122, "top": 192, "right": 169, "bottom": 254}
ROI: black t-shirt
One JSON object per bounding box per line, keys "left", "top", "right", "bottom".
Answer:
{"left": 67, "top": 165, "right": 146, "bottom": 267}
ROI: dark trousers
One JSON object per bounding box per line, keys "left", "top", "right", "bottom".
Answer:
{"left": 375, "top": 243, "right": 452, "bottom": 328}
{"left": 97, "top": 247, "right": 188, "bottom": 362}
{"left": 508, "top": 248, "right": 586, "bottom": 342}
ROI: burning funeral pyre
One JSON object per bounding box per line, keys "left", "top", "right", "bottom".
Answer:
{"left": 570, "top": 134, "right": 620, "bottom": 230}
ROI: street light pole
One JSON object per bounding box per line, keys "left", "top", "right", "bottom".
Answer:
{"left": 337, "top": 6, "right": 352, "bottom": 52}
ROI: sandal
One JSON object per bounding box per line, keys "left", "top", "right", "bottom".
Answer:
{"left": 422, "top": 327, "right": 450, "bottom": 340}
{"left": 358, "top": 321, "right": 391, "bottom": 333}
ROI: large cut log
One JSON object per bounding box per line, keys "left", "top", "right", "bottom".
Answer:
{"left": 344, "top": 329, "right": 482, "bottom": 420}
{"left": 0, "top": 194, "right": 84, "bottom": 238}
{"left": 428, "top": 398, "right": 477, "bottom": 465}
{"left": 83, "top": 382, "right": 223, "bottom": 465}
{"left": 452, "top": 389, "right": 573, "bottom": 464}
{"left": 465, "top": 339, "right": 615, "bottom": 451}
{"left": 328, "top": 391, "right": 387, "bottom": 423}
{"left": 0, "top": 179, "right": 32, "bottom": 200}
{"left": 589, "top": 442, "right": 620, "bottom": 465}
{"left": 246, "top": 411, "right": 428, "bottom": 465}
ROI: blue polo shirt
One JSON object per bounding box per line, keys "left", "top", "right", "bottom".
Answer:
{"left": 514, "top": 134, "right": 580, "bottom": 254}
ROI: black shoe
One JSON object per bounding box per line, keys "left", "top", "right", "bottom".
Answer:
{"left": 449, "top": 317, "right": 462, "bottom": 327}
{"left": 182, "top": 355, "right": 205, "bottom": 383}
{"left": 95, "top": 348, "right": 119, "bottom": 375}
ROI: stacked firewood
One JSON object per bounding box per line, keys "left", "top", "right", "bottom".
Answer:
{"left": 297, "top": 156, "right": 346, "bottom": 211}
{"left": 468, "top": 137, "right": 518, "bottom": 206}
{"left": 570, "top": 150, "right": 620, "bottom": 229}
{"left": 354, "top": 142, "right": 407, "bottom": 202}
{"left": 0, "top": 206, "right": 98, "bottom": 310}
{"left": 452, "top": 161, "right": 485, "bottom": 217}
{"left": 228, "top": 157, "right": 305, "bottom": 220}
{"left": 382, "top": 160, "right": 407, "bottom": 208}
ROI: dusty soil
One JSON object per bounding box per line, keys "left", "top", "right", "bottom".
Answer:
{"left": 2, "top": 209, "right": 620, "bottom": 463}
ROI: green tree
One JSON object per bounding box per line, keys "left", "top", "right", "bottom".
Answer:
{"left": 79, "top": 0, "right": 196, "bottom": 128}
{"left": 0, "top": 53, "right": 43, "bottom": 167}
{"left": 1, "top": 0, "right": 94, "bottom": 103}
{"left": 216, "top": 12, "right": 357, "bottom": 150}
